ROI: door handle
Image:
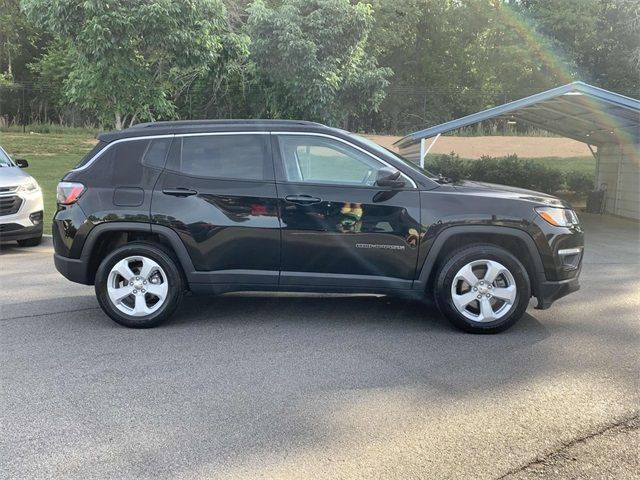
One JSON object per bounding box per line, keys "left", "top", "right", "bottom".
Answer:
{"left": 285, "top": 194, "right": 322, "bottom": 205}
{"left": 162, "top": 188, "right": 198, "bottom": 197}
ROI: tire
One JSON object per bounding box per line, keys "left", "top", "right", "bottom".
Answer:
{"left": 434, "top": 244, "right": 531, "bottom": 334}
{"left": 17, "top": 235, "right": 42, "bottom": 247}
{"left": 95, "top": 242, "right": 184, "bottom": 328}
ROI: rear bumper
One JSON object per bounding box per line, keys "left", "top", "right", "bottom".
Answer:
{"left": 54, "top": 253, "right": 92, "bottom": 285}
{"left": 535, "top": 274, "right": 580, "bottom": 309}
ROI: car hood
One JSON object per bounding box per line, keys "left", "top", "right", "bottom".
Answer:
{"left": 452, "top": 180, "right": 570, "bottom": 207}
{"left": 0, "top": 166, "right": 32, "bottom": 188}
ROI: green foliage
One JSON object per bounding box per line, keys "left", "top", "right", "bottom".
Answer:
{"left": 426, "top": 153, "right": 469, "bottom": 182}
{"left": 519, "top": 0, "right": 639, "bottom": 95}
{"left": 22, "top": 0, "right": 248, "bottom": 128}
{"left": 0, "top": 0, "right": 45, "bottom": 79}
{"left": 565, "top": 170, "right": 595, "bottom": 195}
{"left": 246, "top": 0, "right": 391, "bottom": 125}
{"left": 27, "top": 41, "right": 75, "bottom": 116}
{"left": 468, "top": 155, "right": 564, "bottom": 194}
{"left": 1, "top": 0, "right": 637, "bottom": 132}
{"left": 424, "top": 153, "right": 594, "bottom": 195}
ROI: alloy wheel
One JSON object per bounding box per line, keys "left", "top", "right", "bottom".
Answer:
{"left": 107, "top": 256, "right": 169, "bottom": 317}
{"left": 450, "top": 259, "right": 517, "bottom": 323}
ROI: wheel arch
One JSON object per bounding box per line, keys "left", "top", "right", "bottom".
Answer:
{"left": 415, "top": 226, "right": 545, "bottom": 299}
{"left": 78, "top": 223, "right": 195, "bottom": 285}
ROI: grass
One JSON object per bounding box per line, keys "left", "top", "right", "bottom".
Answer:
{"left": 0, "top": 132, "right": 96, "bottom": 234}
{"left": 1, "top": 123, "right": 99, "bottom": 136}
{"left": 0, "top": 132, "right": 597, "bottom": 235}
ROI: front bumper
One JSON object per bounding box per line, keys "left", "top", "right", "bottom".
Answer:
{"left": 0, "top": 188, "right": 44, "bottom": 243}
{"left": 535, "top": 273, "right": 580, "bottom": 309}
{"left": 0, "top": 222, "right": 43, "bottom": 242}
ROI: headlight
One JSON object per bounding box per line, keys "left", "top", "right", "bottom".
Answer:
{"left": 535, "top": 206, "right": 579, "bottom": 227}
{"left": 18, "top": 178, "right": 40, "bottom": 193}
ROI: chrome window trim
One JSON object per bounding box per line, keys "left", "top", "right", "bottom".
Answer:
{"left": 71, "top": 130, "right": 417, "bottom": 188}
{"left": 271, "top": 131, "right": 418, "bottom": 188}
{"left": 71, "top": 134, "right": 175, "bottom": 172}
{"left": 178, "top": 131, "right": 270, "bottom": 138}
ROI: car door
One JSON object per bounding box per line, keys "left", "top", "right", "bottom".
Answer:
{"left": 273, "top": 133, "right": 421, "bottom": 290}
{"left": 151, "top": 132, "right": 281, "bottom": 286}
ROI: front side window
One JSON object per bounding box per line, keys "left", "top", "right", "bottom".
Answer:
{"left": 174, "top": 134, "right": 271, "bottom": 181}
{"left": 277, "top": 135, "right": 403, "bottom": 187}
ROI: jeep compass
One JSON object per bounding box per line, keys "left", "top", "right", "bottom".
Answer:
{"left": 53, "top": 120, "right": 583, "bottom": 333}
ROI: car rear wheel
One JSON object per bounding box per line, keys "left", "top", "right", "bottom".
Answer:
{"left": 95, "top": 242, "right": 183, "bottom": 328}
{"left": 435, "top": 244, "right": 531, "bottom": 333}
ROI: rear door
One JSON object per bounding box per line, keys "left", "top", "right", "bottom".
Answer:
{"left": 273, "top": 133, "right": 421, "bottom": 290}
{"left": 151, "top": 132, "right": 281, "bottom": 286}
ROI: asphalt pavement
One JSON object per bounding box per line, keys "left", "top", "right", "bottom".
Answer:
{"left": 1, "top": 213, "right": 638, "bottom": 479}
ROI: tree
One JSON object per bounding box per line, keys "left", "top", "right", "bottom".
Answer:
{"left": 27, "top": 40, "right": 76, "bottom": 123}
{"left": 22, "top": 0, "right": 249, "bottom": 128}
{"left": 0, "top": 0, "right": 47, "bottom": 80}
{"left": 246, "top": 0, "right": 391, "bottom": 126}
{"left": 519, "top": 0, "right": 639, "bottom": 96}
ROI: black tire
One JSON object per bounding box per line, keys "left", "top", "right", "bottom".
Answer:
{"left": 434, "top": 244, "right": 531, "bottom": 334}
{"left": 95, "top": 242, "right": 184, "bottom": 328}
{"left": 17, "top": 235, "right": 42, "bottom": 247}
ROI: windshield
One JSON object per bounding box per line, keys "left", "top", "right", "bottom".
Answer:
{"left": 344, "top": 132, "right": 438, "bottom": 178}
{"left": 0, "top": 147, "right": 15, "bottom": 167}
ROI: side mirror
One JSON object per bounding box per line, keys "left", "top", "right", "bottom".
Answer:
{"left": 15, "top": 158, "right": 28, "bottom": 168}
{"left": 376, "top": 168, "right": 405, "bottom": 188}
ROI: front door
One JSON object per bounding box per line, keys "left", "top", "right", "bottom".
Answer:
{"left": 152, "top": 133, "right": 281, "bottom": 286}
{"left": 273, "top": 134, "right": 421, "bottom": 290}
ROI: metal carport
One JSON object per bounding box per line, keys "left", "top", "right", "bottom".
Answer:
{"left": 395, "top": 82, "right": 640, "bottom": 220}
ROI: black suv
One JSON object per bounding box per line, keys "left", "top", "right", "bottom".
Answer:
{"left": 53, "top": 120, "right": 583, "bottom": 333}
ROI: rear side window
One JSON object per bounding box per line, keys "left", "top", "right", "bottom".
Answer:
{"left": 167, "top": 134, "right": 272, "bottom": 181}
{"left": 141, "top": 138, "right": 172, "bottom": 169}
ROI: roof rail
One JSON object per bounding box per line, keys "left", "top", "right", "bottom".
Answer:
{"left": 129, "top": 119, "right": 322, "bottom": 129}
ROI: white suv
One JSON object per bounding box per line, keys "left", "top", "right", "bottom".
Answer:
{"left": 0, "top": 146, "right": 44, "bottom": 247}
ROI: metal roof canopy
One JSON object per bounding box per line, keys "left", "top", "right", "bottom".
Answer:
{"left": 395, "top": 81, "right": 640, "bottom": 149}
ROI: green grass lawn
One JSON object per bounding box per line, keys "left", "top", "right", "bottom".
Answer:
{"left": 0, "top": 132, "right": 96, "bottom": 234}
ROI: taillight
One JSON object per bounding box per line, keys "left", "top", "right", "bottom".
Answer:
{"left": 56, "top": 182, "right": 86, "bottom": 205}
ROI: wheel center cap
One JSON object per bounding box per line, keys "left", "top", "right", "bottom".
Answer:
{"left": 134, "top": 281, "right": 143, "bottom": 290}
{"left": 477, "top": 284, "right": 489, "bottom": 295}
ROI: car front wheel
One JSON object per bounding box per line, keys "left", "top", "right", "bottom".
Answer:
{"left": 95, "top": 242, "right": 183, "bottom": 328}
{"left": 435, "top": 244, "right": 531, "bottom": 333}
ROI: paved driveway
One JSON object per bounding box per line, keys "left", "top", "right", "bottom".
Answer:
{"left": 1, "top": 213, "right": 638, "bottom": 479}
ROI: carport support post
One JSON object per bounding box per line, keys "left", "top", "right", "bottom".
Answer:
{"left": 420, "top": 133, "right": 441, "bottom": 169}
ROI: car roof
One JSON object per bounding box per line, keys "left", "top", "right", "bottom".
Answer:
{"left": 97, "top": 119, "right": 331, "bottom": 142}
